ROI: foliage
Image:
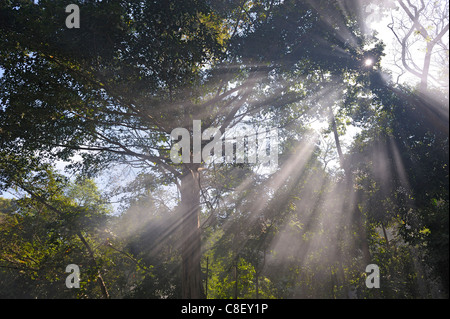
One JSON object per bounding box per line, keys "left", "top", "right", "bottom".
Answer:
{"left": 0, "top": 0, "right": 448, "bottom": 299}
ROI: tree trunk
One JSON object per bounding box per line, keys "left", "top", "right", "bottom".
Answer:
{"left": 180, "top": 167, "right": 205, "bottom": 299}
{"left": 255, "top": 272, "right": 259, "bottom": 299}
{"left": 419, "top": 43, "right": 432, "bottom": 92}
{"left": 205, "top": 257, "right": 209, "bottom": 299}
{"left": 329, "top": 105, "right": 347, "bottom": 175}
{"left": 234, "top": 262, "right": 238, "bottom": 299}
{"left": 77, "top": 231, "right": 110, "bottom": 299}
{"left": 329, "top": 105, "right": 371, "bottom": 266}
{"left": 381, "top": 222, "right": 390, "bottom": 250}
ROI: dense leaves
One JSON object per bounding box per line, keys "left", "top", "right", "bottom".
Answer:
{"left": 0, "top": 0, "right": 448, "bottom": 299}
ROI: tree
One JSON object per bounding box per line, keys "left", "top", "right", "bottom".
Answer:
{"left": 5, "top": 0, "right": 444, "bottom": 300}
{"left": 0, "top": 0, "right": 227, "bottom": 298}
{"left": 1, "top": 0, "right": 375, "bottom": 298}
{"left": 387, "top": 0, "right": 449, "bottom": 91}
{"left": 346, "top": 65, "right": 449, "bottom": 297}
{"left": 0, "top": 170, "right": 131, "bottom": 298}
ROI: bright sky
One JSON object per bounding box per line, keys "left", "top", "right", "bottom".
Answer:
{"left": 367, "top": 1, "right": 449, "bottom": 89}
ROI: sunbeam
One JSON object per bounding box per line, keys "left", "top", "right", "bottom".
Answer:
{"left": 0, "top": 0, "right": 447, "bottom": 301}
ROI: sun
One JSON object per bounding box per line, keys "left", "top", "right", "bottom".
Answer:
{"left": 364, "top": 58, "right": 374, "bottom": 67}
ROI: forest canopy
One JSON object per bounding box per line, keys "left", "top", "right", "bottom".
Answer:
{"left": 0, "top": 0, "right": 448, "bottom": 299}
